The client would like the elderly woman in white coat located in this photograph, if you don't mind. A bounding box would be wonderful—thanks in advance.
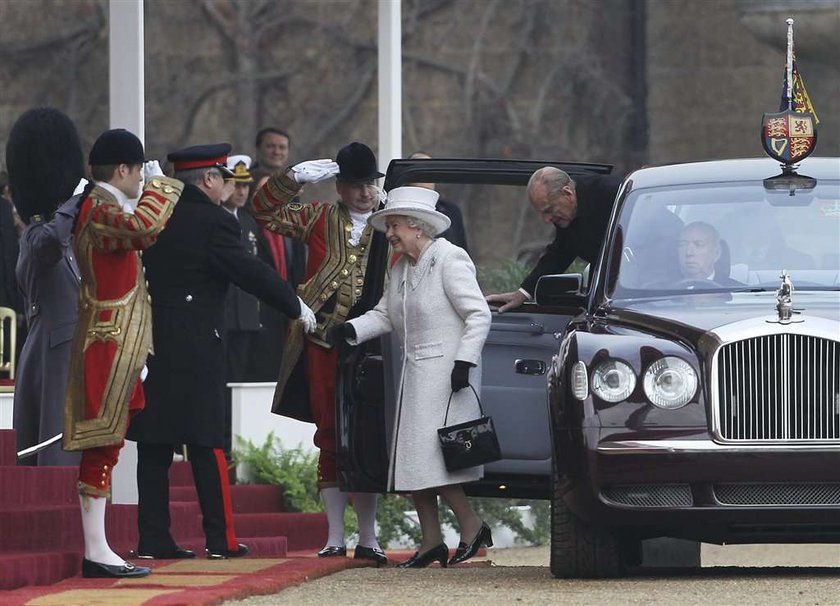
[332,186,492,568]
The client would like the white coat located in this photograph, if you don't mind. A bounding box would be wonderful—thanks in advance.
[348,238,491,491]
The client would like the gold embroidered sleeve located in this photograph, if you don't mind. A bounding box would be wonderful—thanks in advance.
[88,177,183,251]
[251,170,320,242]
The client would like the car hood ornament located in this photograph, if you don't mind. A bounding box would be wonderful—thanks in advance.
[769,271,802,324]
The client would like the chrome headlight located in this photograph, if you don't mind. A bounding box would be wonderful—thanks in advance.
[591,359,636,403]
[643,357,697,409]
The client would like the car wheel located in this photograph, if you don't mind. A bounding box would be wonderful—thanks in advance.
[550,461,624,578]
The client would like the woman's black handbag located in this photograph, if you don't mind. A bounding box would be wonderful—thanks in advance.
[437,384,502,471]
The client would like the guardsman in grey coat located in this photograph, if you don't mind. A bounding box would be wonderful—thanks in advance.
[5,107,84,467]
[340,186,493,568]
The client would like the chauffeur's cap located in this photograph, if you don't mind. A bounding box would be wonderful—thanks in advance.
[167,143,235,177]
[225,154,253,183]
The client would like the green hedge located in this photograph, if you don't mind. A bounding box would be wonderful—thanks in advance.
[234,434,549,547]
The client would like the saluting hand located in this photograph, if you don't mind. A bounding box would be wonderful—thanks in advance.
[143,160,165,180]
[290,159,340,184]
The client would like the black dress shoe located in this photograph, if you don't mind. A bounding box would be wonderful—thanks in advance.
[317,545,347,558]
[206,543,249,559]
[448,522,493,566]
[134,547,196,560]
[395,543,448,569]
[354,545,388,566]
[82,558,152,579]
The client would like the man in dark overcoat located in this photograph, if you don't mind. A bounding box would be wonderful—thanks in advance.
[126,143,315,560]
[486,166,623,312]
[5,107,84,467]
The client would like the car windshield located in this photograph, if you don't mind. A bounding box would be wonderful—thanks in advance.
[611,179,840,297]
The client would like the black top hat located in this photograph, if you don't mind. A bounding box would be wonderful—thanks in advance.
[167,143,235,177]
[89,128,145,166]
[335,142,384,183]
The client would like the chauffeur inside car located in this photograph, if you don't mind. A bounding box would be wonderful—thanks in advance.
[673,221,741,287]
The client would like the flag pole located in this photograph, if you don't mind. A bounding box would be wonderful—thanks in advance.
[785,18,794,111]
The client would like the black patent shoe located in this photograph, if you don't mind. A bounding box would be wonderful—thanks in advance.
[82,558,151,579]
[206,543,249,559]
[448,522,492,566]
[354,545,388,567]
[317,545,347,558]
[134,546,196,560]
[396,543,448,569]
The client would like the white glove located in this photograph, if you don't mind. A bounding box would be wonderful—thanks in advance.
[72,178,89,196]
[140,365,149,382]
[297,297,317,333]
[290,159,340,184]
[143,160,165,180]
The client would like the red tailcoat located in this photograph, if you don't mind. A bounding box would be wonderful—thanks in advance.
[64,177,182,495]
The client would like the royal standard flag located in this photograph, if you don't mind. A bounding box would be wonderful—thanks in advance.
[780,58,819,124]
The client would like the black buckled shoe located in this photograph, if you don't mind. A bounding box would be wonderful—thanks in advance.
[82,558,152,579]
[134,547,196,560]
[448,522,493,566]
[206,543,249,560]
[395,543,448,569]
[317,545,347,558]
[354,545,388,567]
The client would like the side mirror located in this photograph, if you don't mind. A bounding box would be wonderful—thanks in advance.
[534,273,584,306]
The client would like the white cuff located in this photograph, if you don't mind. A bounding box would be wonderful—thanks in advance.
[517,287,532,300]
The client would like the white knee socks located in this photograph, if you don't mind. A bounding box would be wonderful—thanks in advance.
[79,495,125,566]
[321,487,348,548]
[352,492,380,549]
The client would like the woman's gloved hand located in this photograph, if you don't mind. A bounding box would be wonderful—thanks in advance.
[451,360,473,392]
[326,322,356,346]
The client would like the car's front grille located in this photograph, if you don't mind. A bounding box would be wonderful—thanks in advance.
[602,484,693,508]
[716,334,840,441]
[715,483,840,506]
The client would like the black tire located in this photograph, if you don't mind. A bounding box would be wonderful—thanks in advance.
[550,461,624,578]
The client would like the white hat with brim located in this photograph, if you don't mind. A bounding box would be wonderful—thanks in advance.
[368,186,451,236]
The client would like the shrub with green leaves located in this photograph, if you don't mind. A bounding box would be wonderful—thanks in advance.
[234,434,549,547]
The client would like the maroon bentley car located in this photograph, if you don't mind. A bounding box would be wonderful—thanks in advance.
[336,153,840,578]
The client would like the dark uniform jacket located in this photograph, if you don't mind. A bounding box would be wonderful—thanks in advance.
[436,198,469,253]
[127,184,300,448]
[521,174,623,296]
[223,208,264,333]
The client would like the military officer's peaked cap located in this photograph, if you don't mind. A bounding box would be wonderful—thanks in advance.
[226,154,254,183]
[89,128,145,166]
[167,143,235,177]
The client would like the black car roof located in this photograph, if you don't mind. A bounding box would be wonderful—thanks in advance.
[626,156,840,190]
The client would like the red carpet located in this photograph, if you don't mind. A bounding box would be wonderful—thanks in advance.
[0,556,370,606]
[0,428,328,592]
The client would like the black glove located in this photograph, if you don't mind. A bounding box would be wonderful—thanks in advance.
[450,360,473,392]
[326,322,356,347]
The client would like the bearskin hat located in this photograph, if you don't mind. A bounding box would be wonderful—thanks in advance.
[5,107,84,224]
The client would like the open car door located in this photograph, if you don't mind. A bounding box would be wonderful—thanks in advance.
[336,158,611,498]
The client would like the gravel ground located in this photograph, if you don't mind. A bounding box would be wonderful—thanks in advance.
[223,544,840,606]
